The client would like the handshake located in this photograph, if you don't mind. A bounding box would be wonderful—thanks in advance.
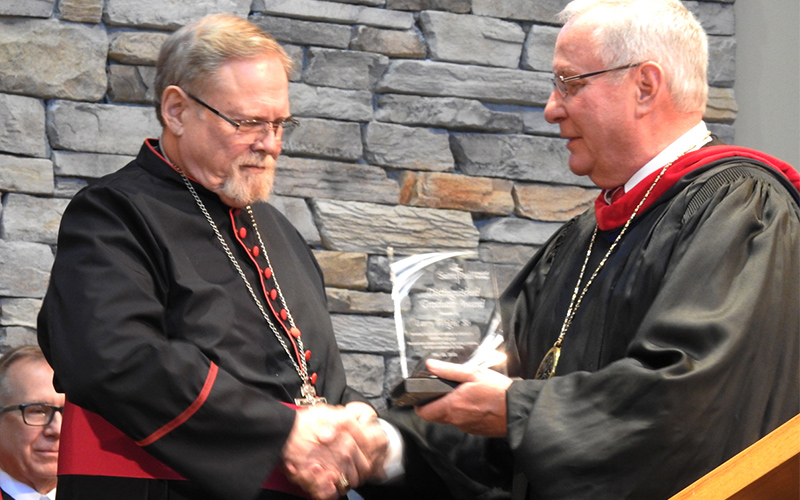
[281,401,392,500]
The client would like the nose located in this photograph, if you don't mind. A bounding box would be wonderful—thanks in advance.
[43,410,62,437]
[544,89,566,125]
[251,128,283,158]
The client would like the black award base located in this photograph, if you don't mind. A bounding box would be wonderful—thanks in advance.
[390,377,460,407]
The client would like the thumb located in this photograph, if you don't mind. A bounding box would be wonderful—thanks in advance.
[425,359,475,382]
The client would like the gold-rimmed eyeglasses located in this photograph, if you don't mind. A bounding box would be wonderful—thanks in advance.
[552,62,643,97]
[184,91,299,137]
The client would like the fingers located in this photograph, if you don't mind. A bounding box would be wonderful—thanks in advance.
[344,401,378,424]
[414,366,513,437]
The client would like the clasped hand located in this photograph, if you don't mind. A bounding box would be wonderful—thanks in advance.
[282,402,388,500]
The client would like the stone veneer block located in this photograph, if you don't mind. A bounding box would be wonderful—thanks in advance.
[58,0,103,23]
[375,94,523,133]
[376,60,552,106]
[472,0,565,22]
[304,48,390,90]
[52,151,135,179]
[1,327,40,349]
[0,94,48,158]
[685,1,735,36]
[0,156,54,195]
[108,31,170,65]
[47,100,162,156]
[0,240,54,298]
[513,184,599,222]
[108,65,157,104]
[478,242,536,266]
[312,250,369,290]
[331,314,398,353]
[707,123,734,146]
[420,11,525,68]
[0,298,43,329]
[268,195,322,246]
[705,87,738,124]
[328,0,385,6]
[0,18,107,101]
[312,199,479,253]
[385,0,469,12]
[522,24,559,72]
[367,255,391,292]
[341,354,385,399]
[2,194,69,245]
[273,156,399,204]
[364,122,454,171]
[515,107,561,136]
[255,0,414,29]
[451,132,592,186]
[282,45,304,82]
[400,171,514,215]
[325,288,393,314]
[479,217,562,246]
[103,0,250,28]
[280,119,363,161]
[289,84,374,122]
[708,35,736,88]
[0,0,54,18]
[252,16,352,49]
[350,26,426,58]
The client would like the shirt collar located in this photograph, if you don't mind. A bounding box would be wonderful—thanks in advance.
[0,468,56,500]
[623,121,712,193]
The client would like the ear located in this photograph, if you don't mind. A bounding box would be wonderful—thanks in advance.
[161,86,188,136]
[634,62,665,117]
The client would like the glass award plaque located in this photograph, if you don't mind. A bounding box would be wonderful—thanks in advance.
[388,249,506,406]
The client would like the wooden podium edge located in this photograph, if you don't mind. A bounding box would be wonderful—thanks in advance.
[670,413,799,500]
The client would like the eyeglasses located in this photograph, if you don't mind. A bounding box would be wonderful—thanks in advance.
[185,91,299,137]
[552,62,643,97]
[0,403,64,426]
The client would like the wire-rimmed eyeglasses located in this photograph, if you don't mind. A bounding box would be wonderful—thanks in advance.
[0,403,64,426]
[552,62,643,97]
[184,91,299,137]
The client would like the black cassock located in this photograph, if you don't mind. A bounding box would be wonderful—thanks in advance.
[366,145,800,500]
[38,140,365,500]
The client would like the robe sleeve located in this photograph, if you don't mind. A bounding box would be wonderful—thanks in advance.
[505,169,800,499]
[38,184,300,500]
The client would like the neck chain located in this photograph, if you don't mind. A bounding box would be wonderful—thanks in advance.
[534,135,710,379]
[157,142,325,405]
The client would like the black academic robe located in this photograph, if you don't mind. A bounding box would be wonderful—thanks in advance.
[368,146,800,500]
[1,488,14,500]
[37,140,365,500]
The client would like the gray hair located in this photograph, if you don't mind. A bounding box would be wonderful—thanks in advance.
[0,345,47,406]
[559,0,708,113]
[154,13,294,126]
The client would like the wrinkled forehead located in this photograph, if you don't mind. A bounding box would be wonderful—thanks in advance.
[553,18,603,73]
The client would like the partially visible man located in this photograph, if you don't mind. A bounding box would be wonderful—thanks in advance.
[0,346,64,500]
[37,13,387,500]
[368,1,800,499]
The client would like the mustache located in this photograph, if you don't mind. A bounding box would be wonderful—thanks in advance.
[234,153,273,168]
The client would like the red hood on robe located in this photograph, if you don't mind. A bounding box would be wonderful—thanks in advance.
[594,145,800,231]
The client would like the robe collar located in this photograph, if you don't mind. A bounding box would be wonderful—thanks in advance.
[594,145,800,231]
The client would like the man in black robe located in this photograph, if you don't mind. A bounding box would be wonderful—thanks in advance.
[368,1,800,499]
[37,14,387,500]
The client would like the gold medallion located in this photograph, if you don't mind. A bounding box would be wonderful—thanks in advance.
[534,345,561,380]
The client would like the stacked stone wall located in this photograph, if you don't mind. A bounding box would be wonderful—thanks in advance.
[0,0,737,408]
